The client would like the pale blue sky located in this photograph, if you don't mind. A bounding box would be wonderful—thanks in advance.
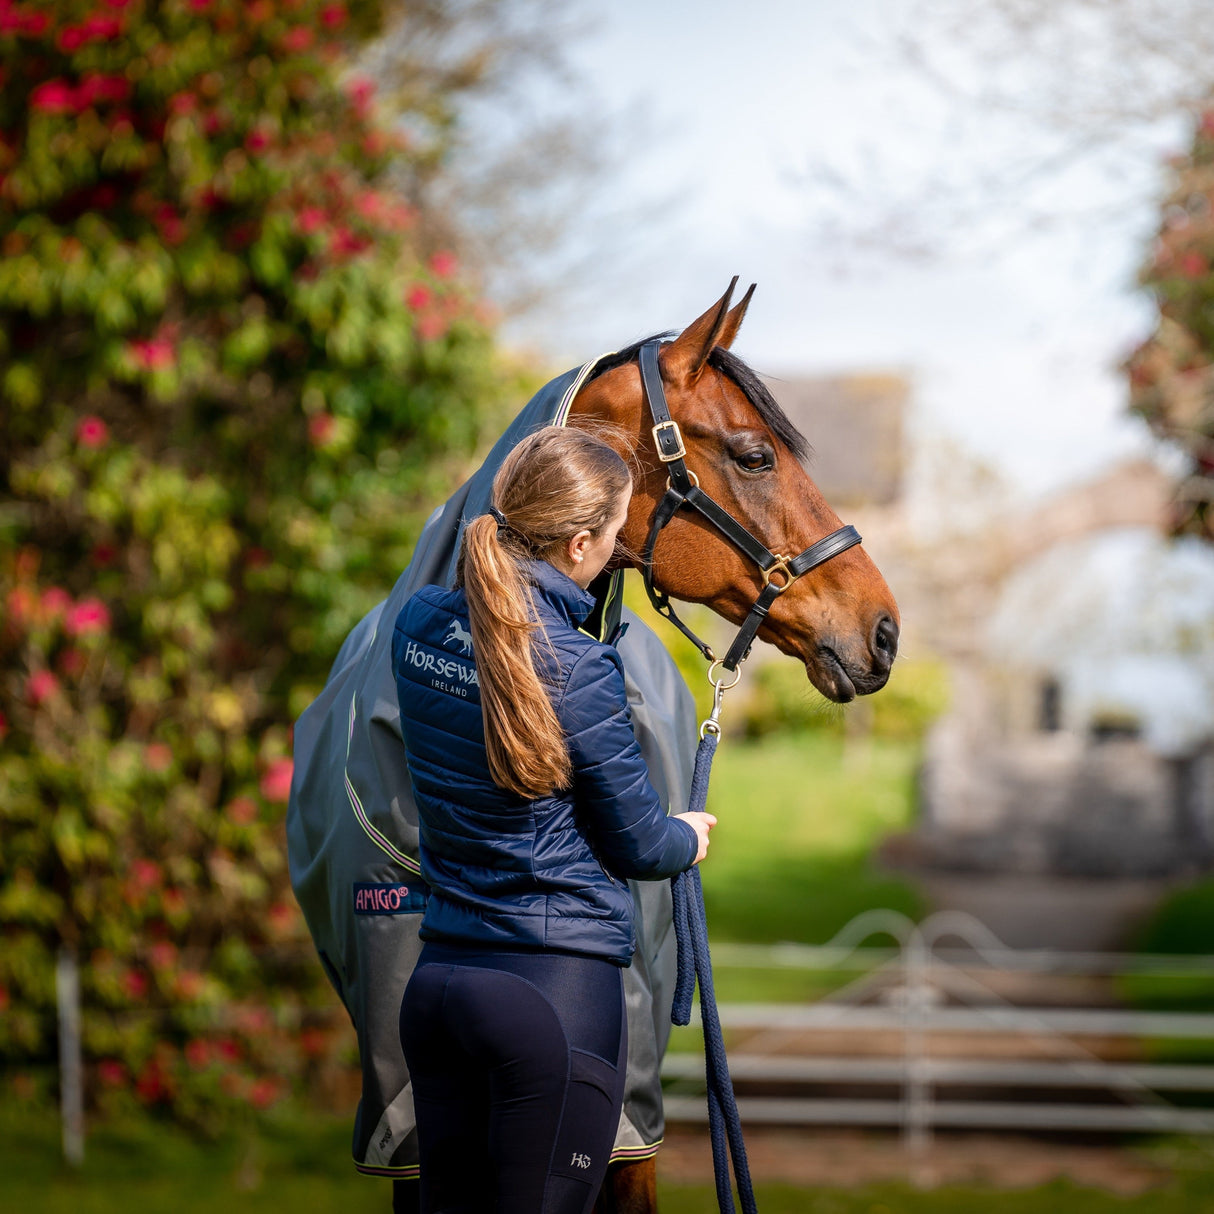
[501,0,1178,510]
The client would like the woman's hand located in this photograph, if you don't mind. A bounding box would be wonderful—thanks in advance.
[674,811,717,864]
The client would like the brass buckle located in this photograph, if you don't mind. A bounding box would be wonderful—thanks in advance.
[651,419,687,463]
[762,554,795,593]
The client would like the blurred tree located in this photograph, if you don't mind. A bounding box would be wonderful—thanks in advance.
[0,0,525,1129]
[358,0,631,324]
[1125,109,1214,541]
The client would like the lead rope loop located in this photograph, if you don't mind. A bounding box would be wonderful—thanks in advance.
[670,666,758,1214]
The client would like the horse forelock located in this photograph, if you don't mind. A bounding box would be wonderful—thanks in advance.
[584,335,812,465]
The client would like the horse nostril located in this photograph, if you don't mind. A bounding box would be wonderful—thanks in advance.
[873,615,899,662]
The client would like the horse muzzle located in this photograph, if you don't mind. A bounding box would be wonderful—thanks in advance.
[811,613,899,703]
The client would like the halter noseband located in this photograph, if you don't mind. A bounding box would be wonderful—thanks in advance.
[637,340,862,673]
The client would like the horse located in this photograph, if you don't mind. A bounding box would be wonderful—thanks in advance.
[287,278,899,1214]
[565,279,899,1212]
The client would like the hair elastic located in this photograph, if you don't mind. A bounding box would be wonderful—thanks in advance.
[486,504,508,529]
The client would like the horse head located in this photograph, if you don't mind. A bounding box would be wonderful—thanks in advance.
[568,279,900,703]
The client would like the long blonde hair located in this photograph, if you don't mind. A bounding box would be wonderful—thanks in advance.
[457,426,632,799]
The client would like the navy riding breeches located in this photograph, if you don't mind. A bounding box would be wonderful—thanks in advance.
[400,943,627,1214]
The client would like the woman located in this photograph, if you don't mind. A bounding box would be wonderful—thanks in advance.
[391,426,715,1214]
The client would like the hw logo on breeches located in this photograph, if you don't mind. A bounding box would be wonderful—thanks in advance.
[445,619,474,655]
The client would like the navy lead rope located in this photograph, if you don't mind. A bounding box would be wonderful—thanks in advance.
[670,709,758,1214]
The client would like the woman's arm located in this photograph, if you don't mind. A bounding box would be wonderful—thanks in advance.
[560,645,708,880]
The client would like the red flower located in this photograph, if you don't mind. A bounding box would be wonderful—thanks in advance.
[144,742,172,773]
[406,284,432,311]
[260,757,294,802]
[15,10,49,36]
[41,587,72,620]
[345,76,375,109]
[148,940,177,970]
[82,13,123,39]
[361,130,388,158]
[96,1059,126,1087]
[0,710,8,743]
[249,1077,281,1109]
[65,597,111,637]
[320,3,346,28]
[27,669,60,705]
[91,542,117,567]
[307,412,336,447]
[354,190,384,221]
[185,1039,212,1070]
[226,796,258,825]
[176,970,204,1000]
[130,857,163,889]
[30,80,78,115]
[57,26,86,52]
[91,182,119,209]
[417,314,447,342]
[296,206,325,235]
[135,1062,171,1104]
[77,73,131,107]
[329,225,369,257]
[429,250,458,280]
[76,414,109,448]
[169,92,198,115]
[245,128,271,153]
[58,647,86,677]
[122,969,148,1000]
[215,1038,241,1062]
[153,206,186,246]
[1179,251,1208,279]
[129,337,176,370]
[280,25,313,52]
[299,1027,328,1058]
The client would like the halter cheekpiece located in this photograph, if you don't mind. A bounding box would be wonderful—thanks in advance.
[637,339,862,672]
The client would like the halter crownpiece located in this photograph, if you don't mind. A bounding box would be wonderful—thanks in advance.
[636,339,862,672]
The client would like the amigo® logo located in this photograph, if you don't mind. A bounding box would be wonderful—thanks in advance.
[352,882,428,915]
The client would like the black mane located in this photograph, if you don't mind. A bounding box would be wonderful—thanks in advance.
[585,334,811,464]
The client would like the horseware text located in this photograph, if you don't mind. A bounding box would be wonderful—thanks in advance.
[402,639,480,699]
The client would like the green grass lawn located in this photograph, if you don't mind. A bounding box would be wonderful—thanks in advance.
[695,731,924,1002]
[6,1106,1214,1213]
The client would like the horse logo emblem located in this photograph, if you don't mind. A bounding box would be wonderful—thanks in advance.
[444,619,474,656]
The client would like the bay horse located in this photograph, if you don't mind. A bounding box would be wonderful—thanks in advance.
[568,279,900,1211]
[293,279,899,1214]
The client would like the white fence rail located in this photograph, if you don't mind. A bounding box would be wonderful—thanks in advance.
[661,909,1214,1148]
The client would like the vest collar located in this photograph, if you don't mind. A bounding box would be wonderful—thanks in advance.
[524,559,597,628]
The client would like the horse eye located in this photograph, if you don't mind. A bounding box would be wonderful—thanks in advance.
[736,450,772,472]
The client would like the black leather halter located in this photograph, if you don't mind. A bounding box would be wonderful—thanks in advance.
[637,340,863,673]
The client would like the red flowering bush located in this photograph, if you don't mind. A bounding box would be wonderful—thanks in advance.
[0,0,518,1130]
[1126,106,1214,540]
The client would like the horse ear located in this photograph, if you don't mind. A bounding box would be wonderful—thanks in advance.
[664,277,738,385]
[716,282,756,350]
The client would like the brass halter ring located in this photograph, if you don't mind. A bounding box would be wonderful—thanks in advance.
[761,554,795,593]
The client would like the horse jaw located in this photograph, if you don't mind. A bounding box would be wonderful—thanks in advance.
[765,570,901,704]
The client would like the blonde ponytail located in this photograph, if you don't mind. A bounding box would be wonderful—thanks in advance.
[457,427,631,799]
